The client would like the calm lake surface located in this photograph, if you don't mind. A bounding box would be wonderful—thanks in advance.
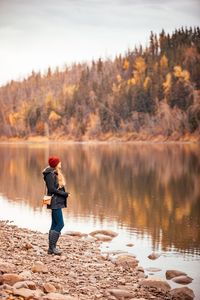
[0,143,200,298]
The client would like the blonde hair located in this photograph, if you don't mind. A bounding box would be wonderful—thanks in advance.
[55,166,66,188]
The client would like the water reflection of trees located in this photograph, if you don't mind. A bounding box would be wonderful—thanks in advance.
[0,143,199,254]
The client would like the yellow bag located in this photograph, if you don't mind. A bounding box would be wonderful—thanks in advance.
[42,195,52,206]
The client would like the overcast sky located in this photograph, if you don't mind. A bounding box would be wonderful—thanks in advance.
[0,0,199,86]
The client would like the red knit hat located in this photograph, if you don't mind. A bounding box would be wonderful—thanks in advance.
[48,156,60,168]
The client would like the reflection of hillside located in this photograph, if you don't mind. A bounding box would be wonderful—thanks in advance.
[0,144,46,208]
[0,143,199,254]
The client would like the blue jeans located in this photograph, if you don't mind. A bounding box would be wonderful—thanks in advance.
[50,208,64,233]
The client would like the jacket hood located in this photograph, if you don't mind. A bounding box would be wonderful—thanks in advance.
[42,166,55,177]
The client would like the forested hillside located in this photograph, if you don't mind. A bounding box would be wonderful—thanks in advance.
[0,27,200,141]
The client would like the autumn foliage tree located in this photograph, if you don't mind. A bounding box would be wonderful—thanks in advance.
[0,27,199,140]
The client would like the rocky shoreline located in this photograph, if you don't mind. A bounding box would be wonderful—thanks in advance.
[0,221,195,300]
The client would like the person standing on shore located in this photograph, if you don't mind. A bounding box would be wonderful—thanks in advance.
[43,156,69,255]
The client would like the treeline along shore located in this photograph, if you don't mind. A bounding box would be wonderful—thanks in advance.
[0,27,200,142]
[0,221,196,299]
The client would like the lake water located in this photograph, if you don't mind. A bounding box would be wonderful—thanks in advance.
[0,143,200,298]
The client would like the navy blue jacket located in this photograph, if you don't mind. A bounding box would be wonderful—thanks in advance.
[43,167,68,209]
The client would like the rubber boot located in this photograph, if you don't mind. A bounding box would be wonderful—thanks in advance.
[48,230,62,255]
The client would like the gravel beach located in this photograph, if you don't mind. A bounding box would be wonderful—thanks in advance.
[0,221,194,300]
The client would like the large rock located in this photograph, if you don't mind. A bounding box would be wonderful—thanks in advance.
[2,273,24,285]
[43,283,56,293]
[89,230,118,238]
[32,261,48,273]
[139,278,171,292]
[166,269,187,280]
[110,253,136,261]
[147,252,161,260]
[0,261,15,274]
[146,267,161,272]
[19,270,32,280]
[12,280,36,290]
[94,234,113,242]
[12,287,44,299]
[170,287,195,300]
[172,275,193,285]
[111,254,138,269]
[12,287,35,299]
[43,292,78,300]
[126,243,134,247]
[108,288,134,298]
[65,231,87,237]
[13,281,29,289]
[81,236,96,242]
